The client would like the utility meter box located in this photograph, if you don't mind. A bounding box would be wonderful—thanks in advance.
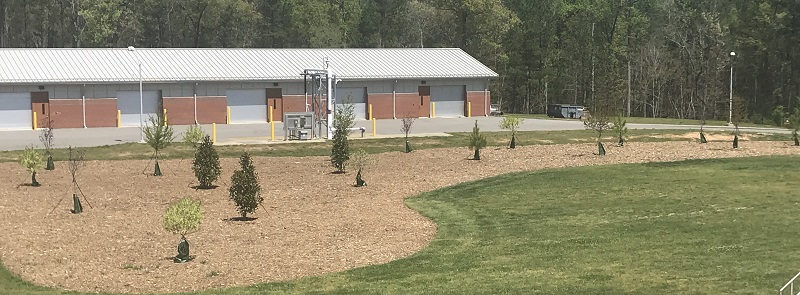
[283,112,315,140]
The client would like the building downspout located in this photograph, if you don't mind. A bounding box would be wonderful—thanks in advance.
[325,59,334,140]
[393,80,397,119]
[193,82,198,124]
[82,84,87,128]
[484,79,489,116]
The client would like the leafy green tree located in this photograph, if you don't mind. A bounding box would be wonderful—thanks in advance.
[499,116,521,148]
[182,124,205,147]
[19,146,44,187]
[229,152,263,219]
[163,197,203,263]
[331,101,355,173]
[468,120,487,160]
[192,135,221,189]
[144,115,176,176]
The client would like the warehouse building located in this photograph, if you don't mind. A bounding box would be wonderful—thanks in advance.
[0,48,497,130]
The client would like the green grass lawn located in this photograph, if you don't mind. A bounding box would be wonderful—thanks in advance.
[508,114,776,128]
[2,156,799,294]
[0,129,789,163]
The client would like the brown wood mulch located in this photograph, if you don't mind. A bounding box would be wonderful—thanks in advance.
[0,140,798,294]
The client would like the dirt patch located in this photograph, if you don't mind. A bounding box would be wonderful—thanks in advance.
[0,141,799,294]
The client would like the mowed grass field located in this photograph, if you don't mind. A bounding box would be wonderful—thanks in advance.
[2,156,799,294]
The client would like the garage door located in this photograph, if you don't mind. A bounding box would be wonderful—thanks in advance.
[336,87,367,120]
[227,89,267,123]
[117,90,161,127]
[431,85,465,117]
[0,92,32,130]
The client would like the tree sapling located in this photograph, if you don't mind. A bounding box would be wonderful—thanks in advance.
[19,146,44,186]
[331,99,355,173]
[192,135,221,189]
[348,149,376,187]
[229,152,263,219]
[401,115,416,153]
[499,116,521,148]
[163,197,203,263]
[611,115,628,147]
[468,120,487,160]
[144,115,176,176]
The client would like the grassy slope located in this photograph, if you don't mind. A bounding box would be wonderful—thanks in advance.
[0,129,789,163]
[3,156,799,294]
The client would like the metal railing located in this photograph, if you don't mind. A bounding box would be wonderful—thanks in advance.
[780,272,800,295]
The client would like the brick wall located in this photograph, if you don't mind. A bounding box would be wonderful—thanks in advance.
[49,99,117,128]
[163,96,226,125]
[466,91,491,117]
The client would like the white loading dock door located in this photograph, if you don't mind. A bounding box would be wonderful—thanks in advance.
[336,87,367,120]
[0,92,32,130]
[431,85,466,117]
[117,91,161,127]
[227,89,267,123]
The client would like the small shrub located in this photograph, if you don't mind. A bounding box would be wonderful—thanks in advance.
[19,146,44,186]
[182,124,205,147]
[331,100,355,173]
[192,135,221,189]
[348,149,376,187]
[584,109,612,155]
[144,115,176,176]
[499,116,521,148]
[229,153,263,218]
[468,120,487,160]
[163,197,203,263]
[39,118,55,170]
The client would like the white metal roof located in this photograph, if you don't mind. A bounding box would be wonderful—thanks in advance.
[0,48,498,84]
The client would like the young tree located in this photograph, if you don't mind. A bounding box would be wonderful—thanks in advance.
[182,124,205,147]
[790,108,800,146]
[19,146,44,187]
[192,135,221,189]
[348,149,376,187]
[331,101,355,173]
[611,115,628,147]
[584,109,612,156]
[499,116,521,148]
[67,147,88,214]
[39,117,55,170]
[401,115,416,153]
[731,96,747,149]
[229,152,263,219]
[468,120,487,160]
[144,115,176,176]
[163,197,203,263]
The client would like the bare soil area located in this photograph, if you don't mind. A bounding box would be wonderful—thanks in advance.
[0,141,798,294]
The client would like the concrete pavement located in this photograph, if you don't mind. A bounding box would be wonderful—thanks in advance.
[0,116,790,151]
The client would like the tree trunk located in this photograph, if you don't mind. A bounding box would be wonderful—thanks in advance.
[473,149,481,160]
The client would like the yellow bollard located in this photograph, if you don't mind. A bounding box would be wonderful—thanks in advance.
[431,102,436,118]
[368,104,373,121]
[372,118,376,137]
[269,106,275,141]
[117,110,121,128]
[32,112,37,130]
[467,102,472,117]
[226,107,231,124]
[212,123,217,144]
[163,109,168,126]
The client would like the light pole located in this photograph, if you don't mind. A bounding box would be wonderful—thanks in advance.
[729,51,736,125]
[127,46,144,142]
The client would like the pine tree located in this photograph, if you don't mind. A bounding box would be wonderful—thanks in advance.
[468,120,487,160]
[229,153,263,219]
[192,135,221,189]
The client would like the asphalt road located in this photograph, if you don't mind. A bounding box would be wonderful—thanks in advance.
[0,116,790,151]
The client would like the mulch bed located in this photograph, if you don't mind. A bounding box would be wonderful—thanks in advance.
[0,140,798,293]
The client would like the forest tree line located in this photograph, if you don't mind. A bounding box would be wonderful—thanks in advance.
[0,0,798,124]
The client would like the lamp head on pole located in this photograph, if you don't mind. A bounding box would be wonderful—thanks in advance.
[729,51,736,57]
[127,46,135,52]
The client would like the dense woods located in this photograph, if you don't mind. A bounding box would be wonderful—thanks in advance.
[0,0,797,123]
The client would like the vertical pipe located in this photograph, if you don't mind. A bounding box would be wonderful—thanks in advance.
[138,62,143,143]
[269,106,275,141]
[729,61,734,125]
[82,84,87,128]
[467,102,471,117]
[372,118,376,137]
[431,102,436,118]
[163,108,167,126]
[226,107,231,124]
[117,110,121,128]
[32,112,37,130]
[326,65,334,140]
[194,82,198,125]
[212,123,217,144]
[393,80,397,119]
[485,79,489,116]
[369,104,373,120]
